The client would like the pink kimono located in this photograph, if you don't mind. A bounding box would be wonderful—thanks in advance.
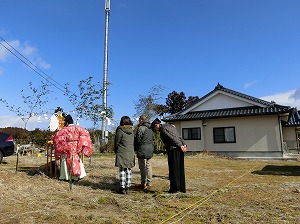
[53,124,93,177]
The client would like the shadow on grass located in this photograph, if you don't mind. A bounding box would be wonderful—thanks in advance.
[252,165,300,176]
[75,177,157,194]
[17,161,60,177]
[152,174,169,180]
[17,163,160,194]
[18,166,36,173]
[76,176,118,192]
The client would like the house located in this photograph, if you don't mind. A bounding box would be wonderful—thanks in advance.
[162,83,299,158]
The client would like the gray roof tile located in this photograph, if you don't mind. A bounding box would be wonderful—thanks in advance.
[163,106,291,122]
[283,110,300,126]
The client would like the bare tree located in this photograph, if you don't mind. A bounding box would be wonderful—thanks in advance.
[64,76,113,127]
[134,85,165,119]
[0,81,51,130]
[64,76,114,151]
[0,81,51,171]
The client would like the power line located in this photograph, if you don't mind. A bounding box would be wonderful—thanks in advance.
[0,36,69,94]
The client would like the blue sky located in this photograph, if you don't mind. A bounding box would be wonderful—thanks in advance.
[0,0,300,131]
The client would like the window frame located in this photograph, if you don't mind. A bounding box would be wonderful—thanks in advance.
[182,127,201,140]
[213,127,236,143]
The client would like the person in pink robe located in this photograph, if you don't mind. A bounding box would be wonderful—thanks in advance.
[53,114,93,180]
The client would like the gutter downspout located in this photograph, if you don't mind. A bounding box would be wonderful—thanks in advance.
[278,115,285,156]
[202,120,207,152]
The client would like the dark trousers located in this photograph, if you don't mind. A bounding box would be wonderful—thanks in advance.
[167,148,186,193]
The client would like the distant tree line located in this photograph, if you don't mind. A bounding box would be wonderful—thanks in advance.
[0,127,51,147]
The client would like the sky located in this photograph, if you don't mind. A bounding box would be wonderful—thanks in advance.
[0,0,300,131]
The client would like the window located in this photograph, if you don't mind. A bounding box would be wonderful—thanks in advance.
[213,127,236,143]
[182,128,201,140]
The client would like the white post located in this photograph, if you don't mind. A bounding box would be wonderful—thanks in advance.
[101,0,110,145]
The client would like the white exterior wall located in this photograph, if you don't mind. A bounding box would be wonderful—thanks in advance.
[192,93,254,111]
[178,115,283,156]
[179,120,204,152]
[282,127,298,150]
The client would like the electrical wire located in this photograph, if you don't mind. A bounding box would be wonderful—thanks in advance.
[0,36,72,95]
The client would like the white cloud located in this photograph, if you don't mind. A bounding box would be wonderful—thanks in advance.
[0,39,51,69]
[21,41,36,56]
[0,115,49,131]
[36,57,51,69]
[244,80,257,89]
[0,40,19,61]
[0,42,10,61]
[290,88,300,101]
[260,88,300,109]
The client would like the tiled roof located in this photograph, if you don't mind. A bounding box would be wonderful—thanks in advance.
[162,84,293,122]
[283,110,300,127]
[163,106,292,122]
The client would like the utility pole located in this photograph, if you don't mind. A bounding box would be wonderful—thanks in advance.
[101,0,110,145]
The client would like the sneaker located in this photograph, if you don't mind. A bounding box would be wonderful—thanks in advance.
[136,183,147,189]
[125,187,130,194]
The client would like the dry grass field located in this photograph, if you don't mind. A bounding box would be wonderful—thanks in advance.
[1,153,300,224]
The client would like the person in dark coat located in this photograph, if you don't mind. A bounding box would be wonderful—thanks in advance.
[114,116,135,194]
[134,115,154,189]
[151,118,187,193]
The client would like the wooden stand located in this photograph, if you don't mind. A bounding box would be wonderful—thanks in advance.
[46,139,57,177]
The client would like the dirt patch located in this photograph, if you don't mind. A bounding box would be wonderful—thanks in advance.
[1,154,300,223]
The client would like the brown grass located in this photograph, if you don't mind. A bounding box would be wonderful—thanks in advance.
[1,153,300,224]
